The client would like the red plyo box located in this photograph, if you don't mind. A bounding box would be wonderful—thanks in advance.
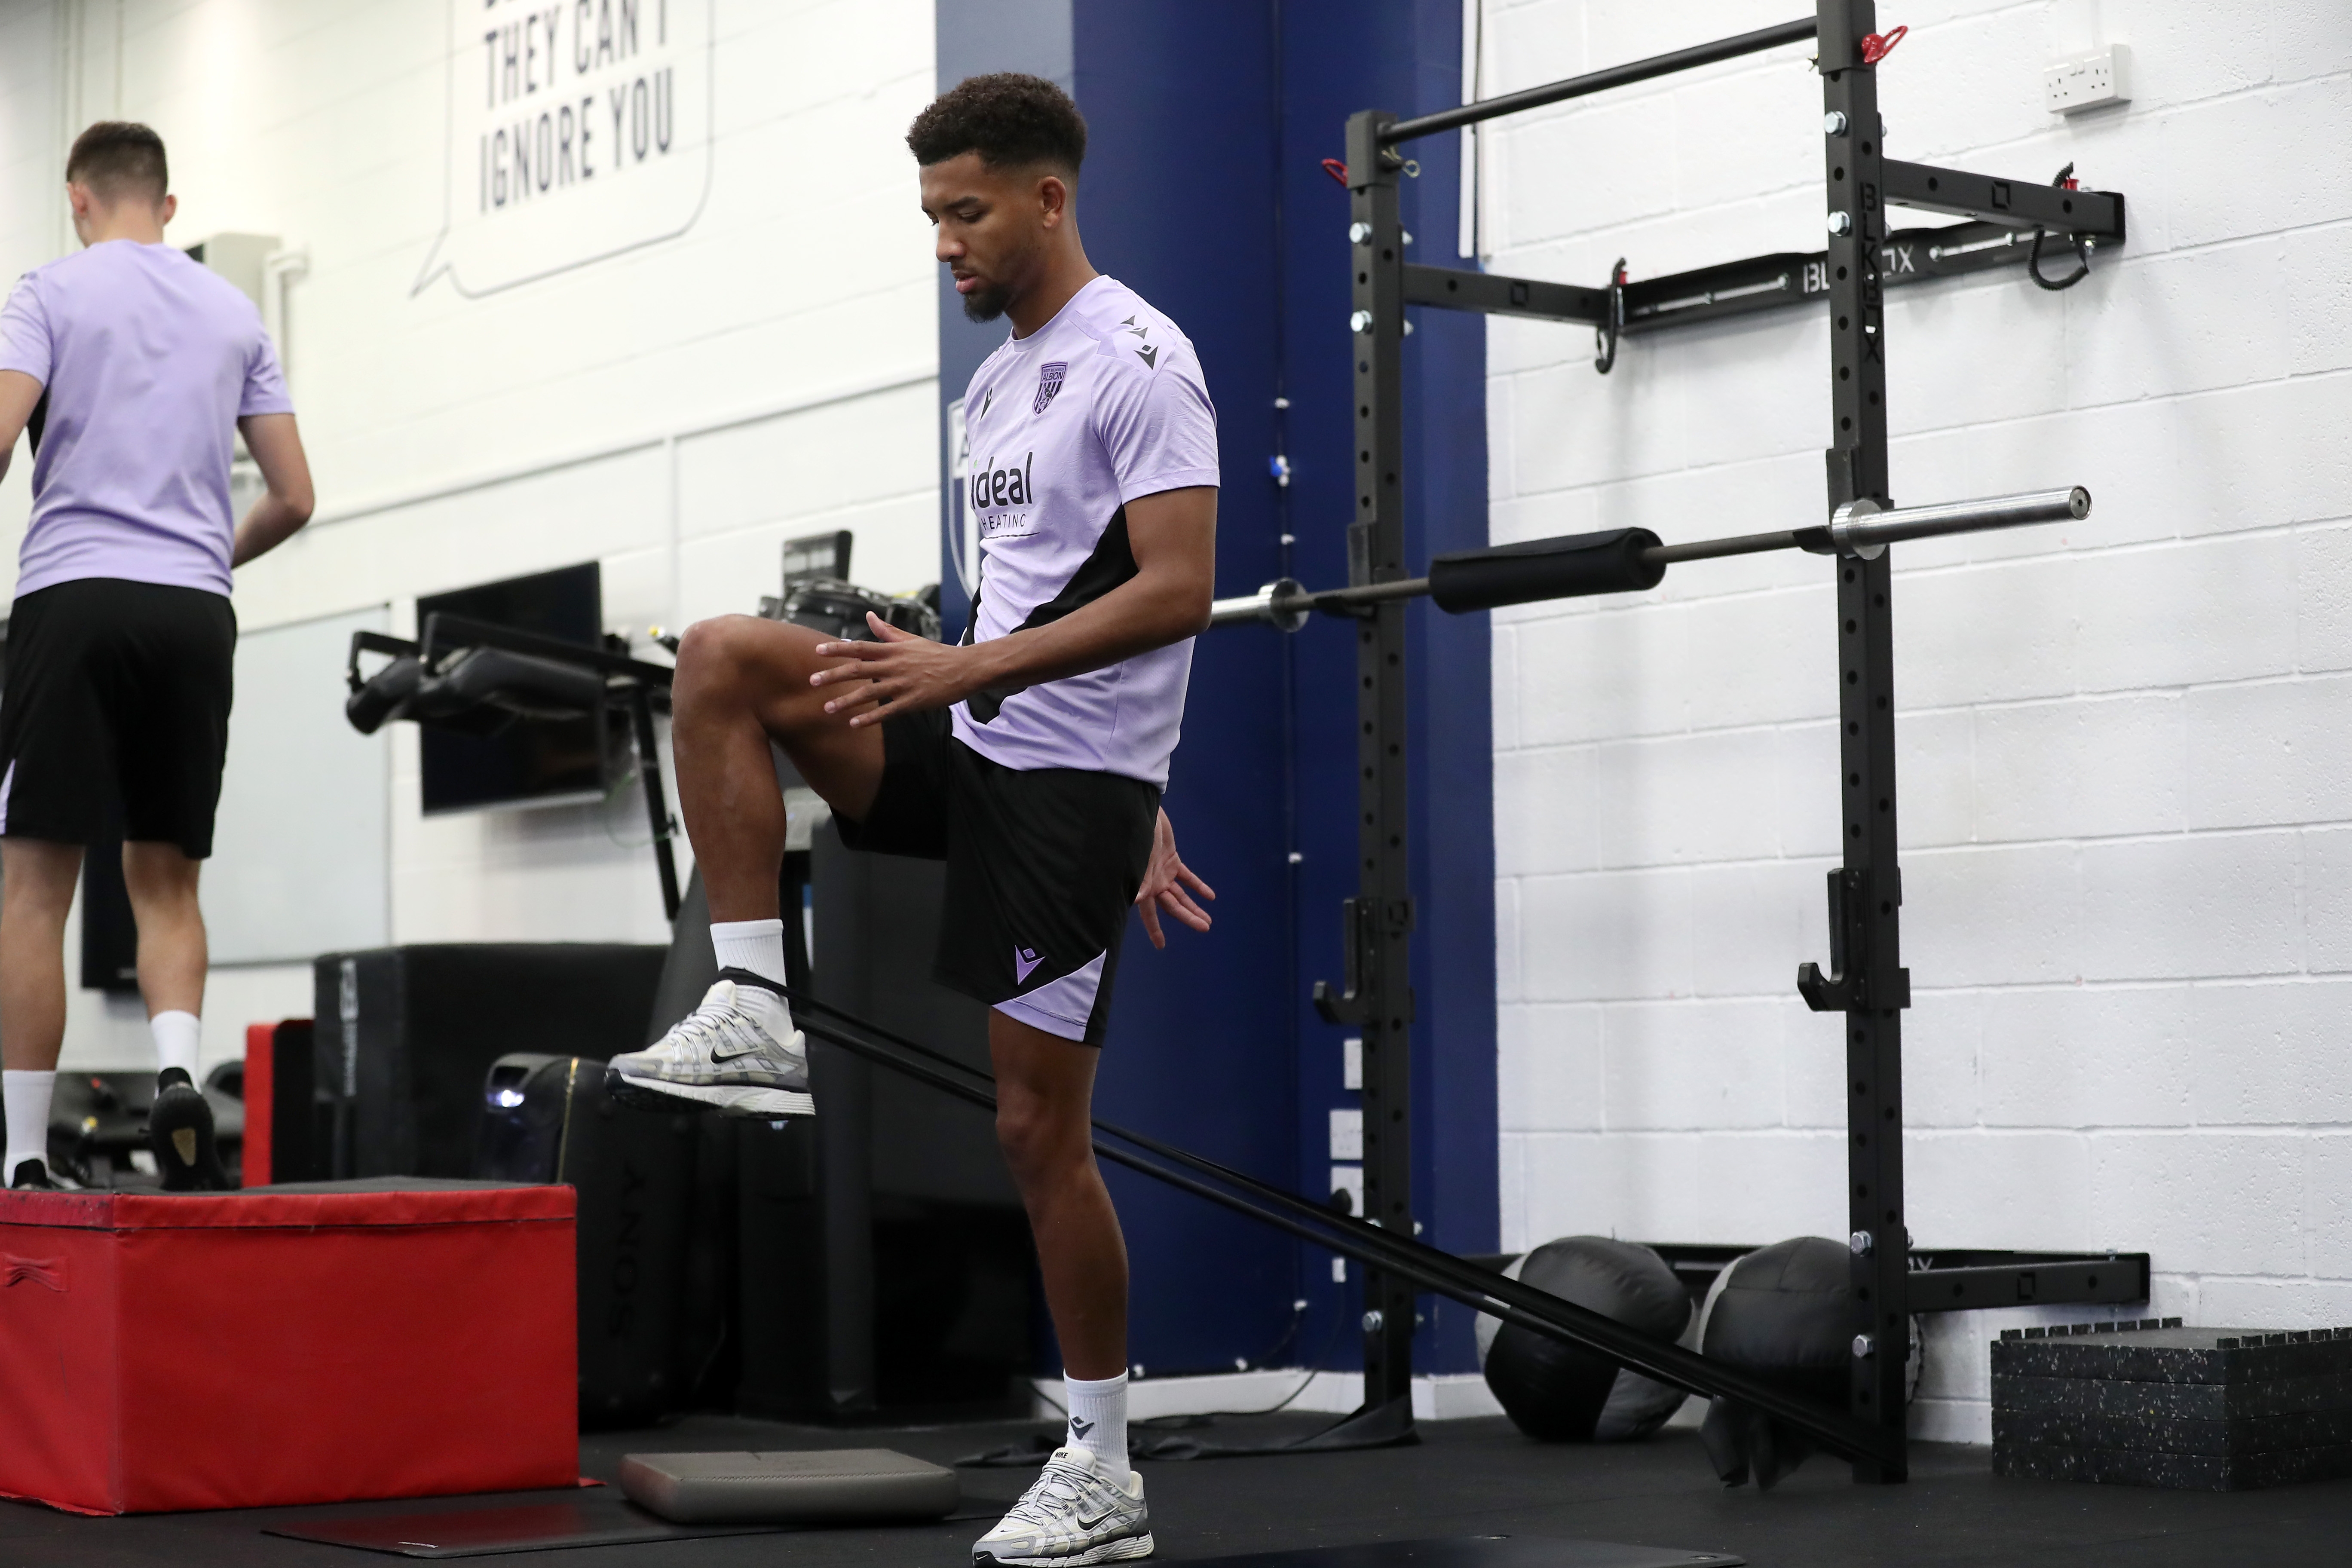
[0,1179,576,1514]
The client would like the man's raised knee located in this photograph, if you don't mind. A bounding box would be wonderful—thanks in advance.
[678,614,826,699]
[675,614,760,690]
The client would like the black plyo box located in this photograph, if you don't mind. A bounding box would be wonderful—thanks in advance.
[1992,1326,2352,1491]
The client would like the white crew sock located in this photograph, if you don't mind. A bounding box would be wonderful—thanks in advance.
[152,1010,203,1080]
[710,918,788,989]
[1064,1371,1130,1481]
[3,1069,55,1183]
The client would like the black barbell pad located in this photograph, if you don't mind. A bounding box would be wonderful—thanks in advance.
[1427,527,1666,613]
[417,646,606,720]
[344,654,423,735]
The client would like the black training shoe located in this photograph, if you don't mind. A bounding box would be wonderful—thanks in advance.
[9,1158,58,1190]
[150,1069,232,1191]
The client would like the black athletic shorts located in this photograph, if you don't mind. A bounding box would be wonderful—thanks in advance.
[835,705,1159,1045]
[0,579,237,859]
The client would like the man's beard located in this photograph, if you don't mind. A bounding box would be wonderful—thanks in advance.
[960,279,1012,322]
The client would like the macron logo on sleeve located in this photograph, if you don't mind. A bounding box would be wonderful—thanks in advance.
[1119,315,1160,369]
[1014,946,1043,985]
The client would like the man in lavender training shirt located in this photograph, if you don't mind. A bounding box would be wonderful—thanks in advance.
[604,77,1214,1559]
[0,122,315,1192]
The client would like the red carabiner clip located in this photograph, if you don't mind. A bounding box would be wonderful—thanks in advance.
[1861,24,1908,65]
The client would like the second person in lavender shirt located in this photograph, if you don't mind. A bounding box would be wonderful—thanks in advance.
[0,122,315,1194]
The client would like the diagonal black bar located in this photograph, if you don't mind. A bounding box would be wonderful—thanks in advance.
[780,988,1899,1469]
[1382,18,1816,144]
[1882,160,2125,238]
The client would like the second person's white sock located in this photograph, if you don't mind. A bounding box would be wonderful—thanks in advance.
[3,1069,56,1182]
[152,1010,202,1080]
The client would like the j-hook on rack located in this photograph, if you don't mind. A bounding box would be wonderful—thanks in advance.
[1216,0,2143,1480]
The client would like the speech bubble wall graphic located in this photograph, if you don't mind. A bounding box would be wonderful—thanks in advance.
[415,0,714,298]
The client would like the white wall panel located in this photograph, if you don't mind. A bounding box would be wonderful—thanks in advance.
[3,0,939,1067]
[1488,0,2352,1442]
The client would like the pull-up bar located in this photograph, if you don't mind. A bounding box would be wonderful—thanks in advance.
[1382,18,1816,144]
[1208,485,2089,629]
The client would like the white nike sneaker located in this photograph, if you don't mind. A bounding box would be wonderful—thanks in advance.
[972,1445,1152,1565]
[605,975,813,1118]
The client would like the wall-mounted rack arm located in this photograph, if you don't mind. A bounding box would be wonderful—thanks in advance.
[1406,208,2123,345]
[1908,1250,2150,1313]
[1882,160,2124,237]
[1403,264,1605,325]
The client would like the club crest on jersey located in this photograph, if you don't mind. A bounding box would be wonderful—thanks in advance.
[1034,361,1068,414]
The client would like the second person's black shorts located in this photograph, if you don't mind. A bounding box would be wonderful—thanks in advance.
[834,705,1159,1045]
[0,578,237,859]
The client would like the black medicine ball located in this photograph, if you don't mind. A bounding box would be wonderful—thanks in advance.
[1696,1236,1878,1489]
[1700,1236,1851,1407]
[1481,1237,1690,1442]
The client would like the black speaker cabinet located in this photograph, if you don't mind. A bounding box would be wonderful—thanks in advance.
[733,823,1035,1422]
[312,944,668,1179]
[262,1020,333,1185]
[475,1052,700,1427]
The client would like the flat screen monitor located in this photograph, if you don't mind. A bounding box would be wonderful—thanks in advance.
[417,562,612,815]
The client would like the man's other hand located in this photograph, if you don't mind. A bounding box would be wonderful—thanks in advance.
[809,612,978,726]
[1135,808,1213,950]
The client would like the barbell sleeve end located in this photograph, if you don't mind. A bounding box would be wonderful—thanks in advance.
[1207,578,1310,632]
[1831,484,2092,559]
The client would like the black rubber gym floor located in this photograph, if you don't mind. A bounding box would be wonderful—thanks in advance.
[3,1410,2346,1565]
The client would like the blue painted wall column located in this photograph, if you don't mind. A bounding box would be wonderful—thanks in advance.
[1274,0,1495,1380]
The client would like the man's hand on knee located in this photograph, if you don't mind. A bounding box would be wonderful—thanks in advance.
[809,614,982,727]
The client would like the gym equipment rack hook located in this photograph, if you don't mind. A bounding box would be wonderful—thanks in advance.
[1593,259,1627,374]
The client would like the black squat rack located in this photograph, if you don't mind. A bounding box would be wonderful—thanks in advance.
[1214,0,2146,1480]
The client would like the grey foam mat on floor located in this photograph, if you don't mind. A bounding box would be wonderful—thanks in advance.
[263,1496,779,1557]
[1184,1538,1743,1567]
[619,1448,961,1523]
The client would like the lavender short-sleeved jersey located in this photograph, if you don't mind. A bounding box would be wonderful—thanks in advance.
[951,276,1219,789]
[0,239,292,600]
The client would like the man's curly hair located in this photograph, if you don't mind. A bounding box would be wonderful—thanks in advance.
[907,74,1086,176]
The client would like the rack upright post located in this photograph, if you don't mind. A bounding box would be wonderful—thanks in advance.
[1807,0,1913,1482]
[1308,107,1421,1439]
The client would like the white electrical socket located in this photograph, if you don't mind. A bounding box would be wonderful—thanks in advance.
[1330,1164,1364,1217]
[2046,43,2132,115]
[1329,1107,1363,1161]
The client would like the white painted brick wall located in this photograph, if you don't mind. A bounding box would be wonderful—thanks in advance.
[1484,0,2352,1442]
[0,0,940,1069]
